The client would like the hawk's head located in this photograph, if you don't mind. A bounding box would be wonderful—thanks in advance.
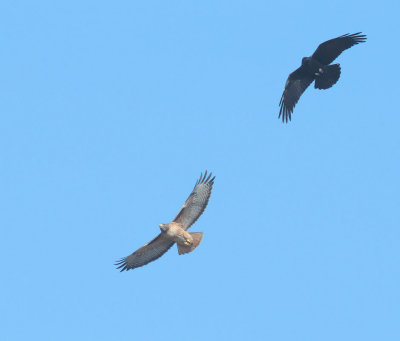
[159,223,169,232]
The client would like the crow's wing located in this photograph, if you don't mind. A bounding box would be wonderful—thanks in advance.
[279,65,314,123]
[173,171,215,230]
[312,32,367,65]
[115,234,174,271]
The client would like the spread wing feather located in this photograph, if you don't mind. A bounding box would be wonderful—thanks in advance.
[173,171,215,230]
[115,234,174,271]
[279,66,314,123]
[115,171,215,271]
[312,32,367,65]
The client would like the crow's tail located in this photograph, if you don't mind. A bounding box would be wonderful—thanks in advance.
[314,64,341,90]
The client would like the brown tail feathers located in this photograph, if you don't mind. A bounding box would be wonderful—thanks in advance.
[177,232,203,255]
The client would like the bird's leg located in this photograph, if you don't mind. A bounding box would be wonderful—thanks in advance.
[315,68,324,76]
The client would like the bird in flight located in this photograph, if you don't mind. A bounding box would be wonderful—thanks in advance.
[278,32,367,123]
[115,171,215,271]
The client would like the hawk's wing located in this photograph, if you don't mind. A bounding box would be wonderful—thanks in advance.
[312,32,367,65]
[115,234,174,271]
[173,171,215,230]
[279,65,314,123]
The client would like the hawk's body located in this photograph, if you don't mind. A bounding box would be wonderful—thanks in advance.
[159,222,203,255]
[162,222,192,244]
[115,171,215,271]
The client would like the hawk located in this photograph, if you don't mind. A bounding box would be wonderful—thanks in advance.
[115,171,215,271]
[278,32,367,123]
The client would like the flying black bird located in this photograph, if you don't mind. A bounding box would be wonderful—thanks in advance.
[278,32,367,123]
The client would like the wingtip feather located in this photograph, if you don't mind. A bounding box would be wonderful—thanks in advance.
[115,258,129,272]
[196,170,215,185]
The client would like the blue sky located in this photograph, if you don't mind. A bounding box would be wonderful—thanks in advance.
[1,1,399,340]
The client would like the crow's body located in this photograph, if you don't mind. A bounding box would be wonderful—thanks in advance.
[278,33,367,123]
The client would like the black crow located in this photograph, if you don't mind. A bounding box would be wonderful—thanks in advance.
[278,32,367,123]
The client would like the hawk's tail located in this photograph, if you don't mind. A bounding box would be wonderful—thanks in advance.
[314,64,341,90]
[177,232,203,255]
